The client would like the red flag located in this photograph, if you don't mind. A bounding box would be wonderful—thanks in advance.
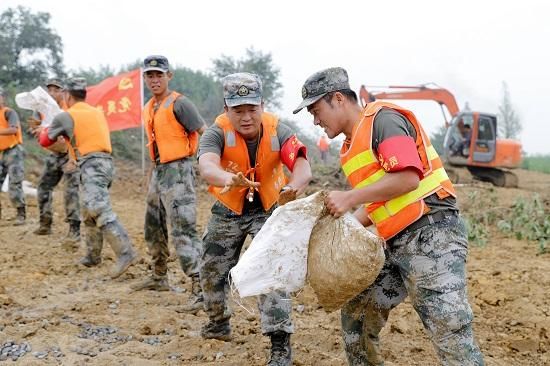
[86,69,142,132]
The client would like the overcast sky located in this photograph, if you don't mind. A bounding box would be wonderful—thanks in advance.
[3,0,549,154]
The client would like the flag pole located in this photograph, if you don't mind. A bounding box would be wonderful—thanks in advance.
[140,68,145,176]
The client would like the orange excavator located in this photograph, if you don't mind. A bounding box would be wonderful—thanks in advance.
[359,84,522,187]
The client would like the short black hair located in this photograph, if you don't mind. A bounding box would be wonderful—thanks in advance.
[322,88,358,105]
[69,89,86,100]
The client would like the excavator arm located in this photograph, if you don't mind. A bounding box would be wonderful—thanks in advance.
[359,85,460,127]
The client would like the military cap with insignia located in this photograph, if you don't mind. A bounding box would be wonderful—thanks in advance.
[143,55,170,73]
[222,72,263,107]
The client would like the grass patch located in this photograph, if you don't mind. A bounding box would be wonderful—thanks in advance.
[522,154,550,174]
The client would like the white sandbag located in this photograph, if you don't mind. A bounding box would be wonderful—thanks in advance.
[15,86,61,127]
[1,176,38,197]
[230,192,326,298]
[307,212,385,312]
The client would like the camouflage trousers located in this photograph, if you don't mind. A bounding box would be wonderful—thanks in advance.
[341,212,484,366]
[80,155,133,260]
[37,152,80,223]
[0,145,25,209]
[200,201,294,335]
[144,158,201,277]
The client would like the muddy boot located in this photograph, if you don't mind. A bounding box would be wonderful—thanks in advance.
[103,221,138,279]
[131,275,170,292]
[62,220,81,250]
[65,220,81,242]
[80,225,103,267]
[110,249,137,279]
[176,274,204,314]
[268,331,292,366]
[13,207,25,226]
[33,217,53,235]
[80,255,101,267]
[200,319,231,341]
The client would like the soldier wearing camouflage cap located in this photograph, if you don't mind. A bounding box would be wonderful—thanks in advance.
[131,55,207,314]
[294,67,484,365]
[198,72,312,365]
[0,85,26,225]
[30,78,81,244]
[39,77,137,279]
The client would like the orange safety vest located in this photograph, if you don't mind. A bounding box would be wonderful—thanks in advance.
[340,101,456,241]
[68,102,112,156]
[0,107,23,151]
[208,112,287,215]
[144,91,199,164]
[317,136,329,151]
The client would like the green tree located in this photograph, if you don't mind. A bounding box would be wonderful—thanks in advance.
[170,67,223,124]
[0,6,64,89]
[211,47,283,110]
[498,81,522,139]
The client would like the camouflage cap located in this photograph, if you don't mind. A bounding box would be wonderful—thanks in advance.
[0,86,5,96]
[66,77,87,91]
[45,78,65,89]
[293,67,350,114]
[223,72,263,107]
[143,55,169,73]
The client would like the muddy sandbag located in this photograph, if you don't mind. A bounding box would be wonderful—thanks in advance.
[307,211,385,312]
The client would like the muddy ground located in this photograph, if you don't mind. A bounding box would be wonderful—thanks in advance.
[0,164,549,365]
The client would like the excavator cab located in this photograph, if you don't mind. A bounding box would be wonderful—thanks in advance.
[444,112,498,166]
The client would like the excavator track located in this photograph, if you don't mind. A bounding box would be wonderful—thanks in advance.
[466,166,519,188]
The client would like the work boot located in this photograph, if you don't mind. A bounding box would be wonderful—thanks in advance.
[102,221,138,279]
[268,331,292,366]
[79,255,101,267]
[80,225,103,267]
[176,274,204,314]
[13,207,25,226]
[131,275,170,292]
[200,319,232,341]
[111,250,138,279]
[34,217,53,235]
[65,220,81,242]
[62,220,81,250]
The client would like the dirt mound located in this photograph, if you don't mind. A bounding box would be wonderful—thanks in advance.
[0,162,549,365]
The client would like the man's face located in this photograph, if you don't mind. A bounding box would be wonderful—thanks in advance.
[307,95,344,139]
[224,103,264,140]
[144,70,172,96]
[47,85,64,104]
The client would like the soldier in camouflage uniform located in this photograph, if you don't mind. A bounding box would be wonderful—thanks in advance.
[0,87,26,225]
[198,73,312,366]
[30,78,80,243]
[130,56,206,313]
[39,77,137,279]
[294,68,484,365]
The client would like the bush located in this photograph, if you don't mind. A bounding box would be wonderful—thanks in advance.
[522,154,550,174]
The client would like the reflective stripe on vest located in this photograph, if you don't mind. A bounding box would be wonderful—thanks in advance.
[340,101,455,240]
[370,167,450,223]
[346,145,439,190]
